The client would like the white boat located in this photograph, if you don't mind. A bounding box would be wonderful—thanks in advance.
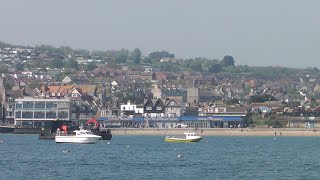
[165,131,203,142]
[55,129,101,144]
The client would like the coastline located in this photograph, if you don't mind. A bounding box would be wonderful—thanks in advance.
[107,128,320,136]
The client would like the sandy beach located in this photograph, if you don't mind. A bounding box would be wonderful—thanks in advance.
[107,128,320,136]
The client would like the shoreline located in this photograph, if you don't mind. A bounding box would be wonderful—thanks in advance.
[108,128,320,136]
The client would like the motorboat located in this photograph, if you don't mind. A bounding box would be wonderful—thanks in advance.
[55,129,101,144]
[39,118,112,141]
[165,131,203,142]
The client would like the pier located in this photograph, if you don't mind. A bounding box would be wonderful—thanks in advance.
[0,124,14,133]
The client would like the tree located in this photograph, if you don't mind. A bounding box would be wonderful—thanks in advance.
[64,59,79,70]
[208,64,222,73]
[115,49,129,64]
[242,109,254,127]
[148,51,175,61]
[0,65,9,74]
[4,81,13,90]
[59,46,73,55]
[190,62,203,72]
[222,55,235,67]
[142,57,152,63]
[16,62,24,71]
[249,94,276,103]
[225,98,240,105]
[85,62,98,71]
[28,80,41,89]
[50,59,64,68]
[131,48,142,64]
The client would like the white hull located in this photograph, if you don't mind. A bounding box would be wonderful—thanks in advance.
[165,131,203,142]
[55,135,101,144]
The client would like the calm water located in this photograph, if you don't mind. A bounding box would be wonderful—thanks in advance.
[0,134,320,180]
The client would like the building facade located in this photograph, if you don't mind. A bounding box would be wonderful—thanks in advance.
[14,97,71,128]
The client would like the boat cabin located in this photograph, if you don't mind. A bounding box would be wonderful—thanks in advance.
[74,130,93,136]
[184,132,201,139]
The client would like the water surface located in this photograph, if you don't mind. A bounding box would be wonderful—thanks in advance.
[0,134,319,179]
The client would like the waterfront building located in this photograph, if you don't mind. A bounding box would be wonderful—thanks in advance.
[14,97,71,128]
[3,89,23,125]
[120,101,144,117]
[144,98,165,118]
[164,98,181,117]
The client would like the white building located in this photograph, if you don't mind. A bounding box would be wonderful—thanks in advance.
[120,101,144,117]
[14,97,71,128]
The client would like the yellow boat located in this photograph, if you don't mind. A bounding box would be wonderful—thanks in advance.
[165,131,203,142]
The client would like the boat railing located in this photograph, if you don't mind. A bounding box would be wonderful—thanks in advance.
[166,135,184,138]
[56,131,76,136]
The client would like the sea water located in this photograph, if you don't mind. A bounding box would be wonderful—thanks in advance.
[0,134,320,180]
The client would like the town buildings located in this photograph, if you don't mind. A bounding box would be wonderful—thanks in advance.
[2,43,320,130]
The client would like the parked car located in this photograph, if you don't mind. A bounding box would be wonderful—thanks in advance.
[175,123,187,128]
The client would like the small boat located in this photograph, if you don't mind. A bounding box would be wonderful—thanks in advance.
[165,131,203,142]
[55,129,101,144]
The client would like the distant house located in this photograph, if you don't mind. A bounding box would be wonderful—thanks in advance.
[143,98,165,118]
[154,72,167,81]
[62,76,72,84]
[120,101,144,117]
[3,89,23,124]
[314,84,320,92]
[164,98,181,117]
[187,88,199,105]
[67,87,83,101]
[151,85,164,99]
[77,85,97,97]
[126,71,141,80]
[47,85,73,98]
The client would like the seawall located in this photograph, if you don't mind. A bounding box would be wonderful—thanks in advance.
[106,128,320,136]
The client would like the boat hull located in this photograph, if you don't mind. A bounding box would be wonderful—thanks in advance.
[165,137,203,142]
[55,136,101,144]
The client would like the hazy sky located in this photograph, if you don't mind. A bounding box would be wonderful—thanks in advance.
[0,0,319,68]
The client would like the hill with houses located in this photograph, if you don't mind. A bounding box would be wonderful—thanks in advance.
[1,41,320,128]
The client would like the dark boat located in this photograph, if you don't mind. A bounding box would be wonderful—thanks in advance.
[38,120,79,140]
[91,128,112,140]
[85,118,112,140]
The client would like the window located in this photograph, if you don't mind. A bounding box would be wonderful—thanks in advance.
[22,111,33,118]
[156,106,162,110]
[46,102,57,109]
[58,111,68,119]
[34,112,45,119]
[35,102,45,109]
[8,105,13,109]
[15,111,22,118]
[146,107,152,110]
[72,93,78,97]
[46,111,56,119]
[24,102,33,109]
[16,104,22,109]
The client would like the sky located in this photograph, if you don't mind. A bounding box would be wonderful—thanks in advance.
[0,0,319,68]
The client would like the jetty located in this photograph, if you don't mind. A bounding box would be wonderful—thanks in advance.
[0,124,14,133]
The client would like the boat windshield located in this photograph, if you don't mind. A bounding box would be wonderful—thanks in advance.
[186,133,196,136]
[76,131,93,135]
